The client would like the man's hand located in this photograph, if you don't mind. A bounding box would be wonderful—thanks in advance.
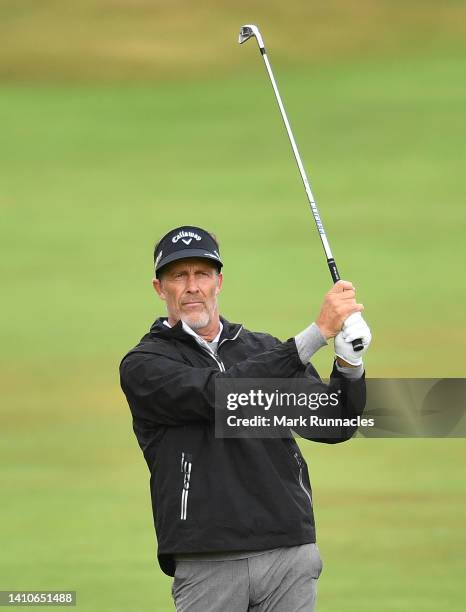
[316,280,364,339]
[334,312,372,366]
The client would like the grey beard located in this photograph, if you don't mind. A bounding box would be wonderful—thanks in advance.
[181,311,210,331]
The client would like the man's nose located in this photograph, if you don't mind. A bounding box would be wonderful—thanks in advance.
[186,275,200,292]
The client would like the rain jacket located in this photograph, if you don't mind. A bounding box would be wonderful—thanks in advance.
[119,316,365,576]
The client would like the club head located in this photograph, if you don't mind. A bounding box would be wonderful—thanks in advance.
[238,25,255,44]
[238,24,265,49]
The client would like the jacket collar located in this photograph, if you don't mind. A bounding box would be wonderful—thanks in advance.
[150,316,242,343]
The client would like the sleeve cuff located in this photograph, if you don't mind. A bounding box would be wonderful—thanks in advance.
[295,322,328,364]
[334,359,364,380]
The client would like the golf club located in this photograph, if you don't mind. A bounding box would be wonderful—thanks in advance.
[238,24,364,352]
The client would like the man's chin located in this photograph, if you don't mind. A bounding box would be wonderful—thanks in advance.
[181,313,210,331]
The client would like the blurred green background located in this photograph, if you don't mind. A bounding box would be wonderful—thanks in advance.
[1,1,465,610]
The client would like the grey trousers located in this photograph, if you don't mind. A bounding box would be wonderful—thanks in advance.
[172,543,323,612]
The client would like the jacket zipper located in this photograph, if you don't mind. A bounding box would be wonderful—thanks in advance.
[178,330,241,519]
[186,325,243,373]
[210,326,242,371]
[293,451,312,507]
[199,344,226,371]
[180,452,192,520]
[217,326,243,350]
[207,350,226,372]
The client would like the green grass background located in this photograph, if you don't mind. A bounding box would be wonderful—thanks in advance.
[1,1,465,610]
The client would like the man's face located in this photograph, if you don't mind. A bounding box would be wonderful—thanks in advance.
[153,258,223,330]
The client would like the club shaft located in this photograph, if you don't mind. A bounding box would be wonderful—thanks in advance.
[260,51,340,282]
[261,50,368,351]
[241,26,364,351]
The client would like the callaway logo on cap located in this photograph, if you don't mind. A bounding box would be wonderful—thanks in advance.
[154,226,223,277]
[171,230,202,245]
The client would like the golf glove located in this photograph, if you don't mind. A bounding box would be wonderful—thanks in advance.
[334,312,372,366]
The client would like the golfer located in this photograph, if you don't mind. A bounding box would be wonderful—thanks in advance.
[120,225,372,611]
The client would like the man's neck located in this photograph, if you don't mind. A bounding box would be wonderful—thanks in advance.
[191,321,221,343]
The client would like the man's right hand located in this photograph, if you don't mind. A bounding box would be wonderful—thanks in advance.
[315,280,364,339]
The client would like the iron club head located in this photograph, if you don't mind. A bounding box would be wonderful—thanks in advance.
[238,24,265,49]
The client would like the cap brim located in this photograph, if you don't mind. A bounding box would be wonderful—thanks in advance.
[156,249,223,273]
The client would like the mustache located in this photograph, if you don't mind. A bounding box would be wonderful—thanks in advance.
[181,300,205,305]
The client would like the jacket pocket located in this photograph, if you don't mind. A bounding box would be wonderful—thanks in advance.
[180,452,193,521]
[289,446,313,508]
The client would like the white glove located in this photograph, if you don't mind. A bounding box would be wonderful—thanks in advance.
[334,312,372,366]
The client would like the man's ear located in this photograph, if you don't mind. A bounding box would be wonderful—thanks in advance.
[152,277,166,301]
[215,272,223,295]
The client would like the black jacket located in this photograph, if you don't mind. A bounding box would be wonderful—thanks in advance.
[119,317,365,576]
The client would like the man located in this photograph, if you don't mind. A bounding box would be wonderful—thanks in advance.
[120,225,371,611]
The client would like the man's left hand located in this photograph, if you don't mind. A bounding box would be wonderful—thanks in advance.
[334,312,372,366]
